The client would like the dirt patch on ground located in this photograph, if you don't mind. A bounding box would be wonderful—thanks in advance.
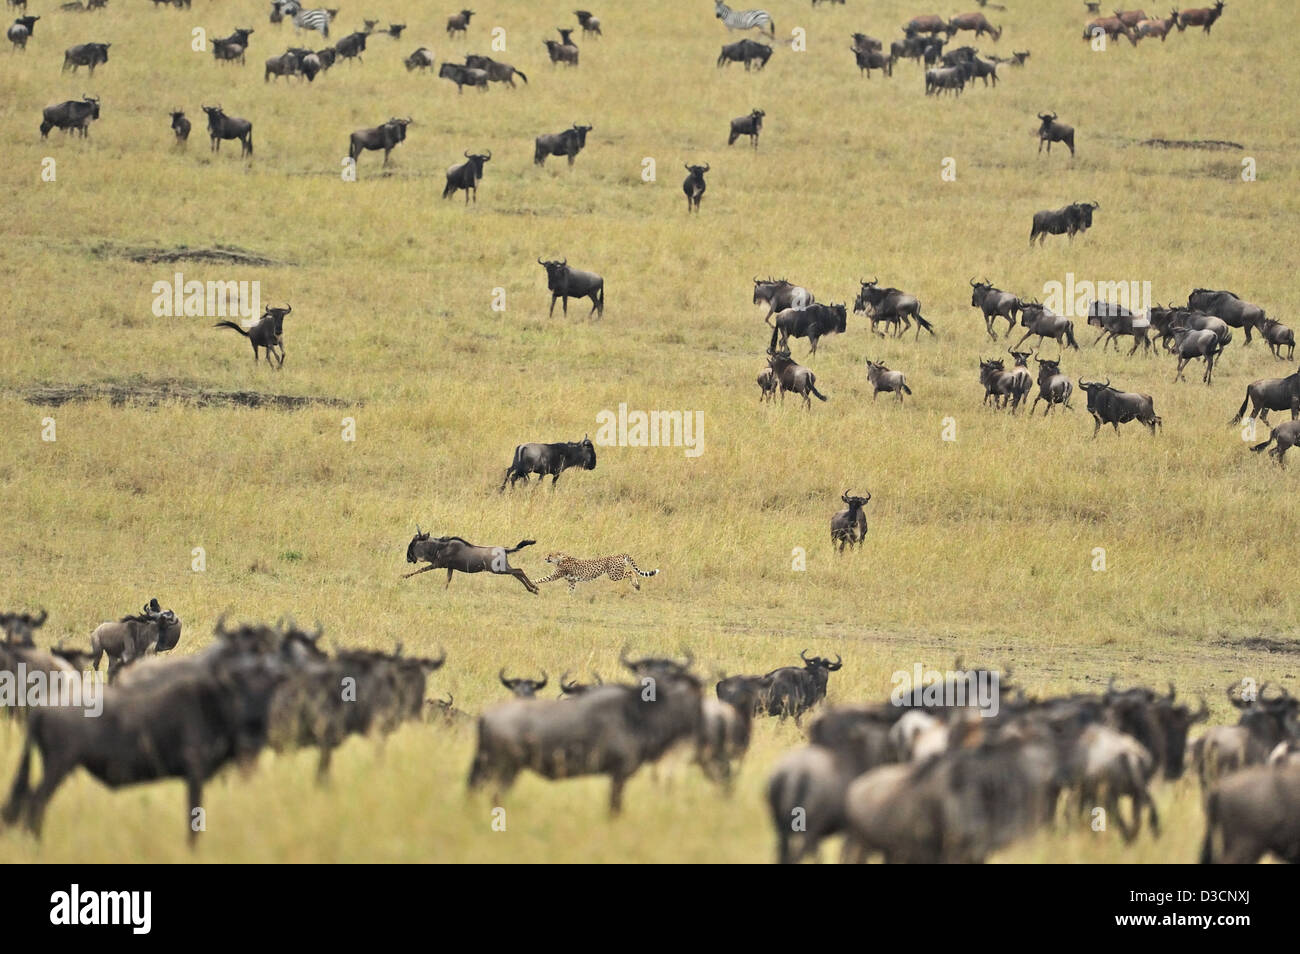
[22,382,356,410]
[1139,138,1244,151]
[1230,635,1300,656]
[92,243,289,267]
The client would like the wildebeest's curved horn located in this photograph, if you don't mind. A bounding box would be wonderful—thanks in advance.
[538,257,544,265]
[498,668,514,687]
[827,654,843,671]
[1166,682,1176,702]
[970,277,978,286]
[214,614,231,638]
[440,692,454,707]
[684,163,692,172]
[799,649,811,663]
[32,608,48,626]
[534,670,548,689]
[483,149,491,159]
[465,150,472,158]
[1103,378,1110,388]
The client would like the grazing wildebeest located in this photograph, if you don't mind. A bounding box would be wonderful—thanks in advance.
[1135,10,1179,39]
[201,104,253,156]
[1188,288,1266,344]
[1037,112,1075,156]
[716,37,771,70]
[40,95,100,138]
[683,162,709,212]
[1015,301,1079,351]
[1030,357,1074,414]
[333,29,367,62]
[90,600,182,678]
[498,435,597,491]
[756,367,778,402]
[851,46,893,77]
[1029,201,1098,245]
[979,357,1031,411]
[537,258,604,318]
[7,14,38,50]
[1083,15,1137,44]
[1251,420,1300,466]
[1078,379,1162,435]
[1176,1,1225,34]
[970,278,1021,340]
[442,149,490,203]
[1170,326,1224,384]
[948,11,1001,39]
[761,651,842,725]
[855,279,935,339]
[63,41,109,73]
[865,359,912,404]
[403,530,539,593]
[1201,761,1300,864]
[542,37,579,65]
[728,109,765,147]
[404,46,434,70]
[349,117,410,167]
[575,10,601,37]
[769,302,847,356]
[767,347,828,407]
[534,124,592,166]
[830,491,870,552]
[1229,368,1300,425]
[446,9,474,36]
[1258,319,1295,361]
[264,49,302,79]
[214,304,290,367]
[438,61,488,92]
[464,53,527,86]
[499,669,548,698]
[1087,299,1152,355]
[753,278,813,326]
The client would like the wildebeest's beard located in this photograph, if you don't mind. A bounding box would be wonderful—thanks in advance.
[580,440,596,470]
[406,529,430,563]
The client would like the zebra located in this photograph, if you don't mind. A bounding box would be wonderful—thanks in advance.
[292,7,332,39]
[714,1,775,36]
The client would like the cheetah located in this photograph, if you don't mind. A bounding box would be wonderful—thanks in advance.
[536,552,659,592]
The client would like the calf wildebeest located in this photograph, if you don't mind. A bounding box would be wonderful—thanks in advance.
[201,104,253,157]
[904,14,953,36]
[1188,288,1266,344]
[769,302,847,356]
[830,491,870,552]
[1029,201,1098,245]
[855,279,935,339]
[728,109,765,147]
[264,48,302,80]
[766,347,827,407]
[1257,319,1295,361]
[1078,379,1162,435]
[90,600,182,678]
[1030,357,1074,414]
[1201,761,1300,864]
[716,37,770,70]
[543,35,579,66]
[333,29,367,61]
[756,367,778,402]
[851,46,893,77]
[214,304,290,367]
[403,46,434,71]
[537,258,604,318]
[1084,15,1137,44]
[753,278,813,325]
[1015,301,1079,351]
[1171,326,1224,384]
[948,11,1001,39]
[464,53,527,86]
[864,359,913,404]
[979,357,1031,411]
[1135,10,1178,39]
[1230,368,1300,425]
[348,117,410,167]
[498,435,597,491]
[7,13,37,50]
[446,9,473,36]
[63,41,109,73]
[534,124,591,166]
[970,278,1021,340]
[1087,299,1152,355]
[1037,112,1075,156]
[1177,1,1225,33]
[403,529,539,593]
[438,61,488,92]
[682,162,709,213]
[499,669,548,699]
[40,95,100,138]
[1251,420,1300,466]
[442,149,490,203]
[575,9,601,37]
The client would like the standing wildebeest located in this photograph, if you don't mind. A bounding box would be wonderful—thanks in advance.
[851,33,882,52]
[499,436,597,491]
[979,357,1031,411]
[1015,302,1079,350]
[1037,112,1075,156]
[851,46,893,77]
[865,359,912,404]
[403,530,539,594]
[1087,299,1152,355]
[1191,685,1299,788]
[575,10,601,37]
[1030,357,1074,414]
[464,53,527,86]
[404,46,434,71]
[264,48,302,79]
[534,124,592,166]
[499,669,548,698]
[1229,368,1300,425]
[201,104,253,156]
[761,651,842,724]
[756,367,778,402]
[1201,761,1300,864]
[769,302,847,356]
[438,61,488,91]
[1251,420,1300,467]
[442,149,490,203]
[1176,1,1225,33]
[1258,319,1295,361]
[855,279,935,339]
[333,29,368,62]
[1078,379,1162,435]
[40,95,100,138]
[7,13,37,50]
[728,109,765,147]
[1084,15,1137,44]
[830,491,870,552]
[348,117,410,167]
[1170,326,1224,384]
[767,347,828,407]
[717,37,771,70]
[948,11,1001,39]
[538,258,604,318]
[543,37,579,65]
[1188,288,1265,344]
[683,162,709,212]
[63,41,110,73]
[924,63,969,96]
[970,278,1021,340]
[753,278,813,325]
[446,9,474,36]
[90,600,182,678]
[1029,201,1098,245]
[214,304,291,367]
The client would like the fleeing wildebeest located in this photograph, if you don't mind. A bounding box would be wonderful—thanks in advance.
[830,491,870,552]
[851,46,893,77]
[753,277,813,325]
[767,347,827,407]
[970,278,1021,340]
[1229,368,1300,426]
[683,162,709,212]
[442,149,490,203]
[201,104,253,156]
[62,41,109,74]
[499,669,548,698]
[438,61,488,92]
[1037,112,1075,156]
[403,529,539,593]
[214,304,291,367]
[575,9,601,37]
[7,14,38,50]
[1201,761,1300,863]
[717,37,771,70]
[1083,15,1137,44]
[728,109,765,147]
[534,124,592,166]
[1030,356,1074,414]
[543,34,579,66]
[1029,201,1098,245]
[762,651,843,725]
[446,9,474,36]
[1014,301,1080,350]
[498,435,597,491]
[769,302,847,356]
[1176,1,1225,34]
[40,95,99,138]
[333,29,367,61]
[865,359,912,404]
[1251,420,1300,466]
[1147,304,1225,350]
[1257,319,1295,361]
[1078,379,1162,435]
[1188,288,1265,344]
[1170,326,1225,384]
[90,599,182,678]
[1087,299,1153,355]
[464,53,527,86]
[404,46,434,71]
[948,11,1001,39]
[855,279,935,339]
[537,258,604,318]
[979,357,1031,411]
[349,117,411,167]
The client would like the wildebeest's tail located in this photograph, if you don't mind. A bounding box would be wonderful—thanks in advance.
[515,68,527,84]
[1251,431,1275,453]
[1231,393,1251,426]
[901,382,913,395]
[499,445,525,492]
[507,539,536,553]
[1199,789,1219,864]
[1,726,36,825]
[1065,321,1079,349]
[213,320,250,337]
[915,314,936,336]
[597,281,605,316]
[246,130,254,156]
[809,380,828,402]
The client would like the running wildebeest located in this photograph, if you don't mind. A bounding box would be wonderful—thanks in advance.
[769,302,847,356]
[348,117,410,167]
[854,279,935,339]
[1171,326,1225,384]
[683,162,709,212]
[1078,379,1162,435]
[728,109,765,147]
[1030,357,1074,415]
[717,37,771,70]
[1037,112,1075,156]
[438,61,488,92]
[214,304,290,367]
[766,347,828,407]
[499,436,597,491]
[851,46,893,77]
[537,258,604,318]
[62,41,109,73]
[1014,301,1080,350]
[40,95,99,138]
[7,14,38,50]
[1087,299,1152,355]
[442,149,490,203]
[865,359,912,404]
[1187,288,1266,344]
[534,124,591,166]
[446,9,474,36]
[499,669,548,698]
[830,492,870,552]
[404,46,434,70]
[753,278,813,326]
[1029,201,1098,245]
[979,357,1031,411]
[201,104,253,156]
[403,529,539,594]
[1257,319,1295,361]
[1229,368,1300,425]
[464,53,528,86]
[970,278,1021,340]
[1176,1,1225,34]
[1250,421,1300,467]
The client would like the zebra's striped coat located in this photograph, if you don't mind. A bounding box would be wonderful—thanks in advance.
[714,1,774,36]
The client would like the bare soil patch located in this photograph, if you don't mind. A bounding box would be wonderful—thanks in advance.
[22,381,355,410]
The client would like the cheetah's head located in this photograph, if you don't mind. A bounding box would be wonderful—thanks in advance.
[545,551,568,565]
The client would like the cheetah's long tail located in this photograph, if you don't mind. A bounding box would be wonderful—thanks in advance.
[625,556,659,578]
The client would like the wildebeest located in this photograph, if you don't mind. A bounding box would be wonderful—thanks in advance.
[537,258,604,318]
[1,608,47,647]
[201,104,253,156]
[89,599,182,678]
[7,13,38,50]
[766,347,827,407]
[214,304,290,367]
[543,36,579,65]
[1037,112,1075,156]
[403,530,539,594]
[1078,379,1162,435]
[1251,420,1300,466]
[1192,685,1299,788]
[762,651,842,724]
[63,41,109,73]
[970,278,1021,339]
[830,491,870,552]
[851,33,882,52]
[446,9,474,36]
[979,357,1031,411]
[716,37,771,70]
[498,436,597,491]
[1257,319,1295,361]
[1029,201,1098,245]
[753,277,813,325]
[534,124,592,166]
[854,279,935,339]
[499,668,548,699]
[438,61,488,92]
[768,302,847,356]
[348,117,410,167]
[575,10,601,37]
[403,46,434,71]
[1014,301,1079,351]
[865,359,912,404]
[1188,288,1266,344]
[264,48,302,79]
[851,46,893,77]
[333,29,367,61]
[1201,761,1300,863]
[1176,1,1225,34]
[40,95,100,138]
[1229,368,1300,425]
[1170,326,1224,384]
[442,149,490,203]
[924,63,969,96]
[948,11,1001,39]
[683,162,709,212]
[1148,304,1229,351]
[1087,299,1152,355]
[1030,356,1074,414]
[728,109,765,147]
[1083,15,1137,44]
[756,367,778,402]
[464,53,527,86]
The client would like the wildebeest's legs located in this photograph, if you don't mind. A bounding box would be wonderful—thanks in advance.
[24,753,73,836]
[445,568,455,587]
[401,563,439,579]
[509,569,539,594]
[548,294,557,317]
